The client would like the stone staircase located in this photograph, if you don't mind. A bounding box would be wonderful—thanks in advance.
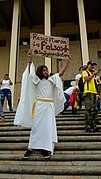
[0,110,101,179]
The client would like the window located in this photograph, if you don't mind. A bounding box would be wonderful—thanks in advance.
[87,32,100,40]
[98,51,101,58]
[62,31,100,41]
[97,51,101,72]
[20,38,30,45]
[62,34,80,41]
[0,40,6,47]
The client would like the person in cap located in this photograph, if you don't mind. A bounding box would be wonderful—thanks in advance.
[82,60,99,132]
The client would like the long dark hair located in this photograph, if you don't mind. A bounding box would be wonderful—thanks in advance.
[36,65,48,79]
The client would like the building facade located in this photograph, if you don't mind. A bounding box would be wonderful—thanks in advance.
[0,0,101,107]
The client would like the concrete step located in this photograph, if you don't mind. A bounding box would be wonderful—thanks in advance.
[1,125,101,131]
[1,150,101,155]
[1,153,101,161]
[56,116,101,120]
[0,126,31,132]
[1,143,101,151]
[57,115,85,118]
[1,113,101,121]
[1,110,101,177]
[1,136,101,143]
[0,165,101,175]
[0,174,101,179]
[3,113,15,117]
[0,157,101,168]
[57,113,101,118]
[2,174,100,179]
[1,118,101,123]
[0,131,101,137]
[1,121,101,127]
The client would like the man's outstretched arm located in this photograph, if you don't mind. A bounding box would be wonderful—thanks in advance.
[58,55,71,77]
[27,49,33,73]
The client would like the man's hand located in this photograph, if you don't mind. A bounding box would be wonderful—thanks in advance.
[67,55,72,63]
[93,70,100,76]
[58,55,72,77]
[27,49,33,63]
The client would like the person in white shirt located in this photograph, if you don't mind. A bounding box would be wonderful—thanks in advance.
[0,74,13,111]
[14,49,72,159]
[75,67,83,84]
[75,67,83,109]
[63,86,79,112]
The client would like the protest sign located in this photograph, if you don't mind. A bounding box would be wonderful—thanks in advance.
[30,33,69,59]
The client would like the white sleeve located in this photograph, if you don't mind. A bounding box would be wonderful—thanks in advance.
[30,63,40,84]
[14,63,38,127]
[75,74,79,80]
[49,73,66,115]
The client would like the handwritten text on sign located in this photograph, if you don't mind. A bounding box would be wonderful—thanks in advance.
[30,33,69,59]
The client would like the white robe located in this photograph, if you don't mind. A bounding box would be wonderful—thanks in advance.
[14,63,65,153]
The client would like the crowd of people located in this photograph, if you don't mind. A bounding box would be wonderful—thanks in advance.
[62,61,101,132]
[0,49,101,159]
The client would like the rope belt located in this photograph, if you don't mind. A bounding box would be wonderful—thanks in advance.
[32,98,54,118]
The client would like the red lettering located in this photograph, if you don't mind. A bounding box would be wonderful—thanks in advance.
[41,41,47,50]
[56,46,60,51]
[46,45,50,50]
[51,44,56,51]
[62,45,69,53]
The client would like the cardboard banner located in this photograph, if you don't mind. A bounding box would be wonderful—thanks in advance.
[30,33,69,59]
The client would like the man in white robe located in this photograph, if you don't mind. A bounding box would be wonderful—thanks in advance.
[14,49,71,159]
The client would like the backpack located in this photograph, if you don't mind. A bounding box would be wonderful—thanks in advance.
[78,71,90,93]
[78,76,84,93]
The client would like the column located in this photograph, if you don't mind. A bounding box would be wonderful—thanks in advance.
[44,0,51,73]
[77,0,89,65]
[9,0,21,107]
